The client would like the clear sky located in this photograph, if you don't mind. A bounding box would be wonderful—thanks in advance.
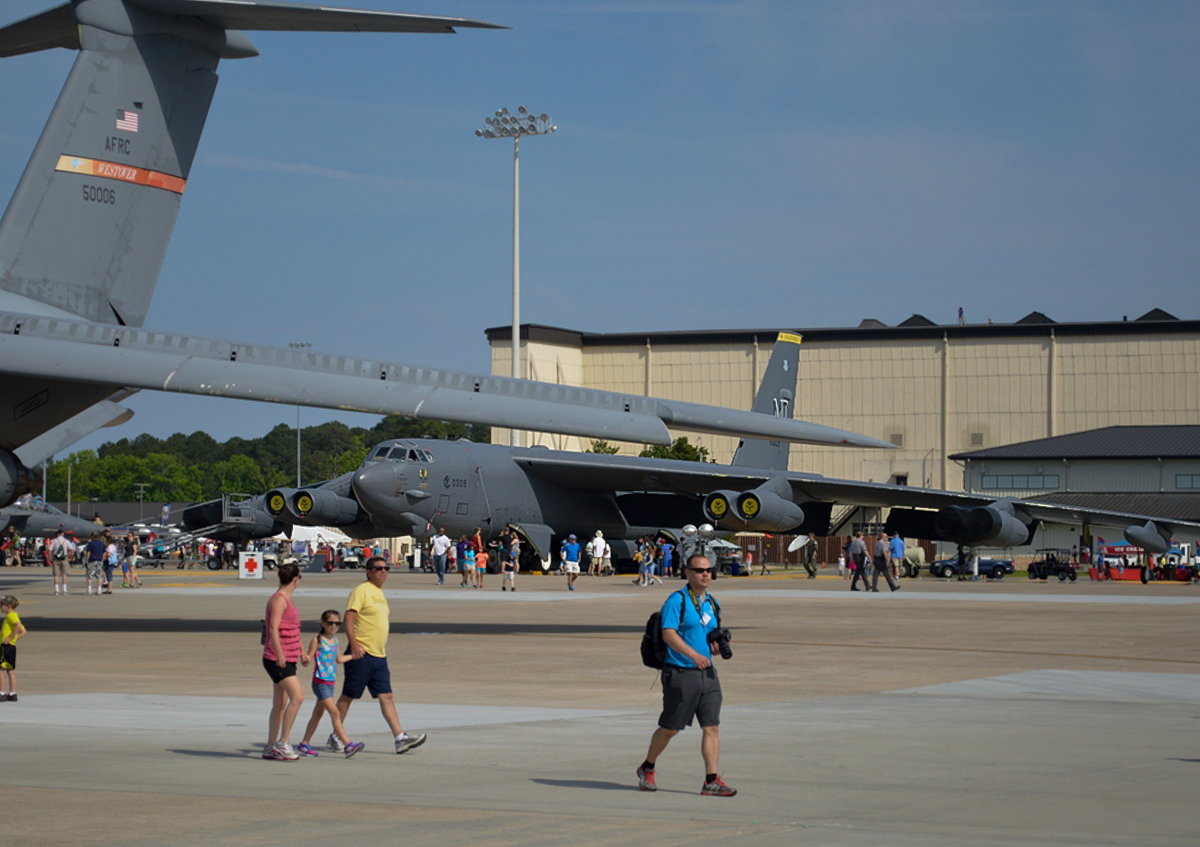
[2,1,1198,453]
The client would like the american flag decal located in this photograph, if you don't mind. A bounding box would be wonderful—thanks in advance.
[116,110,139,133]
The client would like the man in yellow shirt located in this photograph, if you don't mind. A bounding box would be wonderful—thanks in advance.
[334,557,426,754]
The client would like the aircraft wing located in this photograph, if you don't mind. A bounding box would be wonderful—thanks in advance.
[0,311,894,455]
[126,0,508,33]
[514,452,1200,540]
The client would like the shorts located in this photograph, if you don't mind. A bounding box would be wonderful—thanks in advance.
[476,564,486,572]
[1,643,15,670]
[658,665,722,730]
[312,680,336,700]
[50,558,68,579]
[341,653,392,700]
[458,562,469,573]
[262,656,297,684]
[562,561,580,574]
[85,561,102,580]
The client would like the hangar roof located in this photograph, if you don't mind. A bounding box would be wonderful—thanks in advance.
[1033,492,1200,524]
[486,309,1197,348]
[950,426,1200,461]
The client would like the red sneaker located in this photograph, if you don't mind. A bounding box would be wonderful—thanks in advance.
[636,765,657,792]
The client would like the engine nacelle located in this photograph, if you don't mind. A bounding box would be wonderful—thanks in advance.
[702,491,741,527]
[1124,521,1171,554]
[0,449,36,509]
[934,504,1031,547]
[734,489,806,532]
[264,488,299,518]
[291,488,364,527]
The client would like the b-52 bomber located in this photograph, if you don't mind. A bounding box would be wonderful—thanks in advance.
[0,0,890,510]
[235,335,1199,562]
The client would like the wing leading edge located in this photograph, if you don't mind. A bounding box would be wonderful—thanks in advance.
[0,311,894,456]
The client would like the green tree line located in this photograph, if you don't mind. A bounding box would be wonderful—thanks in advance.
[44,416,491,503]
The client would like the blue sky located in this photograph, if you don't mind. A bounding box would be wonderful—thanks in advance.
[2,1,1198,452]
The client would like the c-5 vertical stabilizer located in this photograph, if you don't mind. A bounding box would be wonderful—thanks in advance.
[0,1,504,327]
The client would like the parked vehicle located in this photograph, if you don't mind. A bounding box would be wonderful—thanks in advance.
[1027,548,1078,582]
[929,556,1015,580]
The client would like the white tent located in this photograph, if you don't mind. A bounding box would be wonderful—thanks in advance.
[272,526,352,544]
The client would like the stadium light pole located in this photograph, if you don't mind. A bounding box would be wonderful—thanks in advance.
[476,106,556,447]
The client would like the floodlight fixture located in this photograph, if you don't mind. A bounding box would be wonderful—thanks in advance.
[475,107,556,447]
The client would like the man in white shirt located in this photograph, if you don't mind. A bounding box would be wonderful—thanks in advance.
[430,529,452,586]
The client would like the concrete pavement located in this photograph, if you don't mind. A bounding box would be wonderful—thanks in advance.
[1,568,1197,846]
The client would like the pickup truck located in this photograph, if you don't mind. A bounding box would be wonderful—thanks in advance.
[928,557,1015,580]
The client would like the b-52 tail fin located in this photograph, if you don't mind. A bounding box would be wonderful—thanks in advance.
[0,1,503,327]
[730,333,802,471]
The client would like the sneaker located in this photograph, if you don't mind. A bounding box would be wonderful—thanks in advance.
[326,733,345,753]
[276,742,300,760]
[296,743,318,757]
[395,732,427,754]
[6,694,15,702]
[701,775,737,797]
[344,741,365,758]
[636,765,657,792]
[262,743,288,760]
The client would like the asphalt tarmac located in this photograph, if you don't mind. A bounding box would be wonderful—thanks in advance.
[1,566,1198,847]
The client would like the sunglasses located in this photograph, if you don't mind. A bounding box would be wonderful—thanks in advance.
[367,565,390,572]
[323,620,342,627]
[688,567,715,574]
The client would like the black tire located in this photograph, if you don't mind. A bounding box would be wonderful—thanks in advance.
[206,556,223,571]
[1068,571,1077,582]
[1028,568,1037,579]
[992,568,1005,580]
[942,565,954,579]
[1057,571,1068,582]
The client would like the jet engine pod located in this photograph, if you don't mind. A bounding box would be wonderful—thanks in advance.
[264,488,298,518]
[0,449,36,509]
[702,491,740,527]
[1124,521,1171,554]
[290,489,364,527]
[934,504,1031,547]
[734,489,805,532]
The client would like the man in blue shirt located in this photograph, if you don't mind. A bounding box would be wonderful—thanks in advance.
[560,534,581,591]
[889,533,907,580]
[636,554,736,797]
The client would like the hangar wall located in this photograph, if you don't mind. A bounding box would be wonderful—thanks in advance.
[488,315,1200,495]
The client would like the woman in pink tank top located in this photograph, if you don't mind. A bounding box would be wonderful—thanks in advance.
[261,563,307,760]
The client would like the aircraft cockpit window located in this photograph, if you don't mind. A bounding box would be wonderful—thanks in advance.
[371,446,390,460]
[422,450,434,463]
[407,449,421,462]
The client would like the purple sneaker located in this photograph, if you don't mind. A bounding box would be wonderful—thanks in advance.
[296,743,318,757]
[344,741,365,758]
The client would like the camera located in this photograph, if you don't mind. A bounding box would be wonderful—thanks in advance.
[707,627,733,660]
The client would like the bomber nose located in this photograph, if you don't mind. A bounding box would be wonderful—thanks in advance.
[353,461,399,518]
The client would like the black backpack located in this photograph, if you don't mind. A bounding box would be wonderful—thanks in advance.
[640,591,720,669]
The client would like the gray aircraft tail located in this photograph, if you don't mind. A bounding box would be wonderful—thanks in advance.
[730,333,802,471]
[0,1,503,327]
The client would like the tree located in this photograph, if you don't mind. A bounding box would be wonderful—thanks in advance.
[639,437,711,463]
[586,439,620,454]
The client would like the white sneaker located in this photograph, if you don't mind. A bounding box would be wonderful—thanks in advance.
[326,733,345,752]
[395,732,427,754]
[276,742,300,760]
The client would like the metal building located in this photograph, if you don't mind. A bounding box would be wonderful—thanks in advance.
[486,310,1200,499]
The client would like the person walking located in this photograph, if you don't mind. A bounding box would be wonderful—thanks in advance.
[296,610,365,758]
[335,557,426,755]
[872,532,900,592]
[262,563,306,760]
[635,554,736,797]
[431,528,451,585]
[848,532,869,592]
[560,534,582,591]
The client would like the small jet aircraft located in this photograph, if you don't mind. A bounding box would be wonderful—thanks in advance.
[0,0,890,509]
[231,335,1200,562]
[0,496,103,539]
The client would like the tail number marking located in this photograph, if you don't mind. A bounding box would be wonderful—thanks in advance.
[82,185,116,204]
